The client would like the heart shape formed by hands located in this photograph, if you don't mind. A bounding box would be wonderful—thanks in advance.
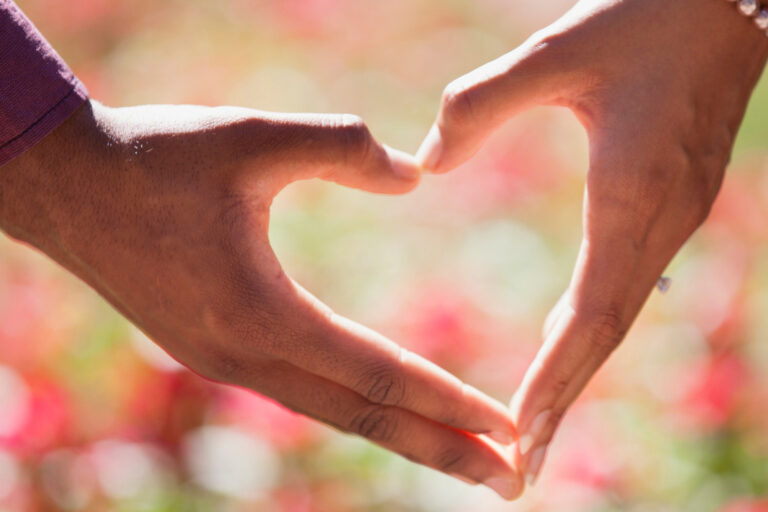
[3,0,767,504]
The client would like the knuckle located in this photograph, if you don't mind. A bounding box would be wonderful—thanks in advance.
[357,361,407,406]
[440,81,476,126]
[349,405,398,443]
[332,114,373,165]
[524,23,576,54]
[433,448,467,473]
[579,307,626,352]
[522,30,568,71]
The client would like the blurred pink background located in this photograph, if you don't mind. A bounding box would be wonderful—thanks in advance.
[2,0,768,510]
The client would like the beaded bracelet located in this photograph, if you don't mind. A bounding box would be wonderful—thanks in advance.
[729,0,768,33]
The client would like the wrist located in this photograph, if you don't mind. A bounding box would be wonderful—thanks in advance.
[0,100,113,255]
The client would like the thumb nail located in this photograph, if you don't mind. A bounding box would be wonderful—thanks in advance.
[415,124,443,171]
[519,409,552,455]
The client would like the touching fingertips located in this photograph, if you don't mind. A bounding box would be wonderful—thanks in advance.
[459,383,518,440]
[383,145,422,181]
[415,124,443,171]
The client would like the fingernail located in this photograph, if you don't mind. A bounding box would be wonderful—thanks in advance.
[415,124,443,171]
[383,145,422,181]
[449,473,477,486]
[519,409,551,456]
[483,477,518,501]
[488,431,515,445]
[518,434,534,455]
[525,445,547,487]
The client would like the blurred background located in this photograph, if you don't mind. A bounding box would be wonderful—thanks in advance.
[2,0,768,510]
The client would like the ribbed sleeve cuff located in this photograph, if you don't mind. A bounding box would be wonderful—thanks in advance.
[0,0,89,168]
[0,80,88,166]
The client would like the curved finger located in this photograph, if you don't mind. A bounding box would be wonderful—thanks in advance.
[259,280,519,444]
[243,358,523,500]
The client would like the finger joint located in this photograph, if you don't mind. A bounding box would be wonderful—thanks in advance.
[441,82,476,127]
[434,448,467,474]
[582,307,627,352]
[357,361,407,406]
[349,404,398,443]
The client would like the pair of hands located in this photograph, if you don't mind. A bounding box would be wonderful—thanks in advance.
[1,0,766,501]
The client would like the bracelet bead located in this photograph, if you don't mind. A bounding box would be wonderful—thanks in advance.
[755,8,768,29]
[738,0,758,16]
[728,0,768,36]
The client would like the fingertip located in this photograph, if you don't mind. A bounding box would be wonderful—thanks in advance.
[415,124,444,172]
[463,384,518,440]
[383,144,423,184]
[495,409,519,442]
[483,473,525,501]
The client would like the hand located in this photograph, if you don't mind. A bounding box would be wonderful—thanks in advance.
[0,101,523,499]
[416,0,768,486]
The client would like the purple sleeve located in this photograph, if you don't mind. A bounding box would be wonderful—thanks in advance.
[0,0,88,167]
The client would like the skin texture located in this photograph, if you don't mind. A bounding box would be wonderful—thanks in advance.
[0,101,524,499]
[416,0,768,488]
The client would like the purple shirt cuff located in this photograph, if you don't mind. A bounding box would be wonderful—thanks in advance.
[0,0,88,167]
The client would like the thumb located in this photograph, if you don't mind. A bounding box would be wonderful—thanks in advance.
[416,36,571,174]
[263,113,422,195]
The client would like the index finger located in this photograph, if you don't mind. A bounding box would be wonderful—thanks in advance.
[510,227,678,485]
[265,279,519,443]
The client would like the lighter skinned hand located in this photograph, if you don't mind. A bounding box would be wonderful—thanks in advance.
[416,0,768,487]
[0,101,523,499]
